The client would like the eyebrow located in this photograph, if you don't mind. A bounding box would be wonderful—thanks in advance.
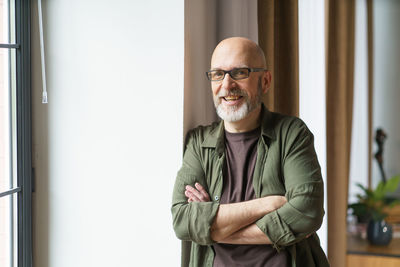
[210,65,250,71]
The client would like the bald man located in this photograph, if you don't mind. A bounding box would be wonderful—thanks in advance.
[172,37,329,267]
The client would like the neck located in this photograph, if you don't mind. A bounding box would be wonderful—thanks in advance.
[224,106,262,133]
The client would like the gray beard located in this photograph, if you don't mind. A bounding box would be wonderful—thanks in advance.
[216,100,251,122]
[214,79,263,122]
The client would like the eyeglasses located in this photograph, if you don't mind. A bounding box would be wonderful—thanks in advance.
[206,68,266,81]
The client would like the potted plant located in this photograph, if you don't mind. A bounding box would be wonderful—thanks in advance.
[348,175,400,245]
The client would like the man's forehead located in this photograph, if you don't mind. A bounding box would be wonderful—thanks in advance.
[211,55,257,71]
[211,40,263,69]
[211,49,253,68]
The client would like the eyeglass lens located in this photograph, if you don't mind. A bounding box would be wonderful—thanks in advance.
[208,68,250,81]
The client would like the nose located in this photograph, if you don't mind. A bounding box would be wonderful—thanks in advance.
[221,73,236,90]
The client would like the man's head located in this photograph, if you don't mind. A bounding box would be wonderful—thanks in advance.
[209,37,271,123]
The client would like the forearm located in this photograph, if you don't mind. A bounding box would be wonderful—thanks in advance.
[210,195,285,241]
[218,223,271,245]
[255,182,324,248]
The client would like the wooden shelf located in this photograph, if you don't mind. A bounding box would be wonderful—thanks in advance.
[347,235,400,257]
[347,235,400,267]
[347,254,400,267]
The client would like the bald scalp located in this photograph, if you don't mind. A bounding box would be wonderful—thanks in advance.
[211,37,267,69]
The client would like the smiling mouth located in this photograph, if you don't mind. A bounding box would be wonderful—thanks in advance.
[223,95,243,101]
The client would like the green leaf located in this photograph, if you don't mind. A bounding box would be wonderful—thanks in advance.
[356,183,368,193]
[365,188,374,199]
[374,181,385,200]
[350,175,400,222]
[384,175,400,193]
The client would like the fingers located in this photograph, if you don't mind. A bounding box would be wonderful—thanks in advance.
[185,183,210,202]
[194,183,211,201]
[185,185,205,202]
[185,187,202,202]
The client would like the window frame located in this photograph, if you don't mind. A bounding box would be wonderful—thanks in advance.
[0,0,32,266]
[16,0,33,266]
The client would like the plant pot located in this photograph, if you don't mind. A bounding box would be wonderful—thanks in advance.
[367,220,392,245]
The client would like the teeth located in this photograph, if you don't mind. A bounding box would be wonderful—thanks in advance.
[224,95,241,101]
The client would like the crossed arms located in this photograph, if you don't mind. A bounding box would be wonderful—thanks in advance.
[185,183,286,244]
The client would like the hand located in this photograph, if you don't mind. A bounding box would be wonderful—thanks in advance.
[185,183,210,202]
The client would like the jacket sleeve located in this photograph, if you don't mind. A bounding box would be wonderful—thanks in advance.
[255,121,325,250]
[171,130,220,246]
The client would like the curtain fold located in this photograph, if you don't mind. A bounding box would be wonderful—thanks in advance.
[183,0,218,136]
[258,0,299,117]
[326,0,356,266]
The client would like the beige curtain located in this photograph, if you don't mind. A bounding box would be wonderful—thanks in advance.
[326,0,355,266]
[183,1,219,136]
[258,0,299,117]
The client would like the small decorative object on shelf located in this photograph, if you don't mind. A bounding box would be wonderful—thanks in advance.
[348,128,400,245]
[367,219,393,245]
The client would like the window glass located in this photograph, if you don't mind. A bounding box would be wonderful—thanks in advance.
[0,33,17,193]
[0,0,16,44]
[0,194,18,267]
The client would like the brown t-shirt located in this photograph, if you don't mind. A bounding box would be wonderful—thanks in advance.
[213,127,289,267]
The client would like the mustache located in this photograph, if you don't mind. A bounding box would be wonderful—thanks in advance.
[217,88,249,98]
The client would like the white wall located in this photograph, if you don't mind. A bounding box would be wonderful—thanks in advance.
[31,1,183,266]
[298,0,327,253]
[372,0,400,190]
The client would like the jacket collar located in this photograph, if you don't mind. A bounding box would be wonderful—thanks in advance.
[201,103,276,150]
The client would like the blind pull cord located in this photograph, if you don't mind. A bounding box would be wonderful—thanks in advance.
[38,0,48,104]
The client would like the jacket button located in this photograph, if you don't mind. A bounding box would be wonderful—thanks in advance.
[214,196,219,201]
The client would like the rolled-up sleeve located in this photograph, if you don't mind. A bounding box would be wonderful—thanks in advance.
[171,131,220,245]
[256,121,325,250]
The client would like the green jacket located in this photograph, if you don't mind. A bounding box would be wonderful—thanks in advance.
[171,105,330,267]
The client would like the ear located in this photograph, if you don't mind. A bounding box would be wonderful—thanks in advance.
[262,70,272,94]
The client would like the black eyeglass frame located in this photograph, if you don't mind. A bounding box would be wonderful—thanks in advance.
[206,67,266,81]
